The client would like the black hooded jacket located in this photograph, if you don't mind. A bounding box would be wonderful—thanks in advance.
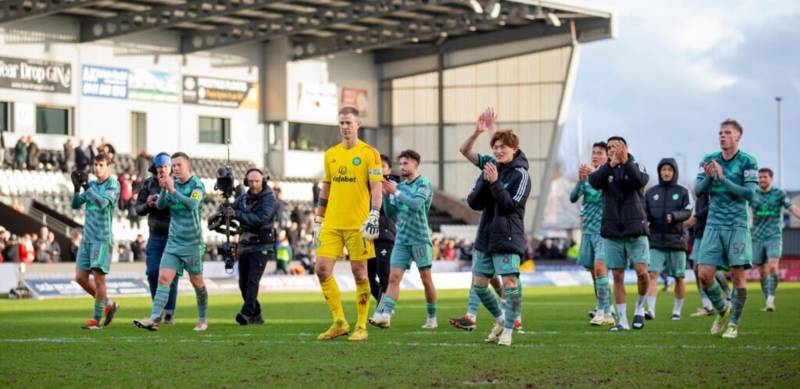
[134,175,171,236]
[645,158,692,251]
[467,150,532,257]
[691,192,709,239]
[233,185,278,252]
[588,154,650,239]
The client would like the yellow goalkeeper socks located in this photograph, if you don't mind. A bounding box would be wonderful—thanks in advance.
[355,279,371,329]
[321,276,345,322]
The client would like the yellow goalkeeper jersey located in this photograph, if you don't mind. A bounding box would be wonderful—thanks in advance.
[322,140,383,230]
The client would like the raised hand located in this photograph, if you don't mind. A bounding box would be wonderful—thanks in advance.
[383,179,397,195]
[483,163,498,183]
[484,107,497,134]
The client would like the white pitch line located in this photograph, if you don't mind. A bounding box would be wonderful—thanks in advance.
[0,336,797,351]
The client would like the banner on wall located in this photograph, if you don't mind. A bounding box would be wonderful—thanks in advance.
[81,65,128,99]
[128,69,180,103]
[182,75,254,108]
[295,82,338,123]
[339,87,367,116]
[0,56,71,94]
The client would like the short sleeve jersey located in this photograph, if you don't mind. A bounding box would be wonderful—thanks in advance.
[695,150,758,228]
[751,187,792,240]
[322,140,383,230]
[476,153,496,169]
[75,177,120,244]
[163,176,206,256]
[389,175,434,246]
[577,181,603,235]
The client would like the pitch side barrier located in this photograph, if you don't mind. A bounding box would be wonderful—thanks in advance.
[9,260,800,298]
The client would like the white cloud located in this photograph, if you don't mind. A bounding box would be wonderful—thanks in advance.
[684,58,738,92]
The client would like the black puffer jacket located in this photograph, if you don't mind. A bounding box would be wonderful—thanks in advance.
[233,185,278,252]
[376,206,397,243]
[134,175,171,236]
[645,158,692,251]
[588,154,650,238]
[691,192,709,239]
[467,150,532,257]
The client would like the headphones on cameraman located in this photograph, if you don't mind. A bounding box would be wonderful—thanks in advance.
[243,168,269,189]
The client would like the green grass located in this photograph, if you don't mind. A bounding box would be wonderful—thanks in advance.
[1,284,799,388]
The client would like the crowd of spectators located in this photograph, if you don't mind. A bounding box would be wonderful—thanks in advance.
[0,226,62,264]
[1,135,119,172]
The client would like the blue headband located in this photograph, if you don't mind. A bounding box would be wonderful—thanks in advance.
[154,153,171,168]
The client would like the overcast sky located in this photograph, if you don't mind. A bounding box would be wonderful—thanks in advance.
[558,0,799,190]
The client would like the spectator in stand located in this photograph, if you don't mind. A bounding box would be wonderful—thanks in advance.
[75,139,91,172]
[312,179,321,208]
[14,136,28,169]
[127,198,141,229]
[442,240,457,260]
[135,150,150,179]
[118,171,132,211]
[0,131,6,168]
[4,234,20,262]
[47,232,61,262]
[63,138,75,172]
[101,141,115,162]
[275,230,292,275]
[459,239,473,261]
[20,233,34,264]
[88,139,99,161]
[0,227,7,262]
[27,136,39,170]
[432,236,441,260]
[131,234,146,262]
[35,227,49,263]
[36,237,51,263]
[69,231,81,262]
[273,185,291,240]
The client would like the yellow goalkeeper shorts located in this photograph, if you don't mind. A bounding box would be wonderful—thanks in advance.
[317,227,375,261]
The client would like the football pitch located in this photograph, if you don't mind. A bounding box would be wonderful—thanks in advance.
[2,284,799,388]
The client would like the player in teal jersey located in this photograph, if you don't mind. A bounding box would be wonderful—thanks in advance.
[135,152,209,332]
[751,167,800,311]
[369,150,438,329]
[71,153,121,330]
[695,119,758,339]
[449,108,523,333]
[572,141,614,326]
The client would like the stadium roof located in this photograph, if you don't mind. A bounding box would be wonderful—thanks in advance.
[0,0,613,60]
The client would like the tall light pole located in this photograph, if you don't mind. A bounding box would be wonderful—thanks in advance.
[776,97,783,189]
[675,152,687,188]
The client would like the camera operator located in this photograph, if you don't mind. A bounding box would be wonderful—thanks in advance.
[134,152,180,323]
[229,168,277,325]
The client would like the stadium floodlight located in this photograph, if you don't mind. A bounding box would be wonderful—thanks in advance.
[469,0,484,14]
[546,12,561,27]
[488,0,501,19]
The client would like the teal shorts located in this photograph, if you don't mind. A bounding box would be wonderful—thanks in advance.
[577,233,604,269]
[751,237,782,265]
[604,236,650,270]
[160,250,204,277]
[649,249,686,277]
[689,237,703,262]
[75,241,112,274]
[698,226,752,271]
[391,243,433,270]
[472,249,521,278]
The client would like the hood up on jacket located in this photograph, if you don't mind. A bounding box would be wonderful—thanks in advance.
[657,158,678,186]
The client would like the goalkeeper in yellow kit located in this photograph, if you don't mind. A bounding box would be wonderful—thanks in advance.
[313,106,383,341]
